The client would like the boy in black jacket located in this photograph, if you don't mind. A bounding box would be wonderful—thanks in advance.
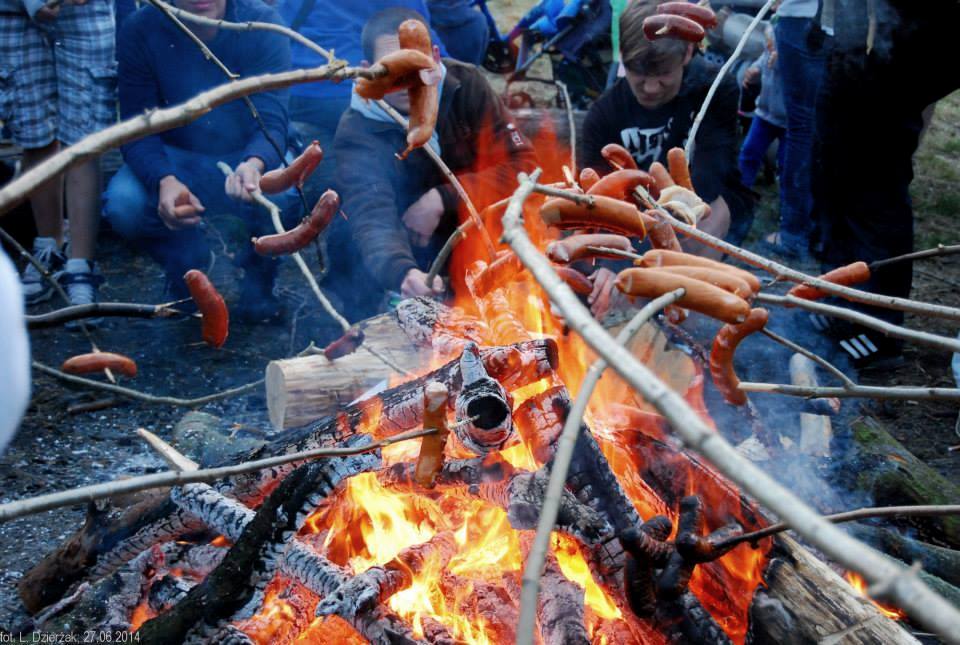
[330,7,536,315]
[580,0,754,250]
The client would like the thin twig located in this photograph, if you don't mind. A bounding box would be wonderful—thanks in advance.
[25,302,186,328]
[532,182,595,207]
[738,381,960,401]
[0,427,438,523]
[632,189,960,322]
[870,243,960,271]
[685,0,777,162]
[33,360,263,407]
[755,293,960,355]
[501,170,960,642]
[759,327,856,389]
[216,161,351,332]
[137,428,199,471]
[519,287,684,643]
[425,196,513,287]
[0,63,370,217]
[554,79,576,178]
[714,505,960,552]
[584,245,642,261]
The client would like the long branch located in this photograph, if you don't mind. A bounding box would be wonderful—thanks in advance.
[630,189,960,322]
[518,286,685,645]
[502,171,960,642]
[759,327,856,388]
[755,293,960,354]
[738,381,960,401]
[0,427,436,523]
[713,505,960,552]
[685,0,777,161]
[869,243,960,271]
[25,302,186,329]
[0,63,372,217]
[32,360,264,407]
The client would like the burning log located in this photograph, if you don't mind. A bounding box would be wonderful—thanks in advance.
[414,382,450,487]
[789,353,833,456]
[623,515,672,617]
[536,553,590,645]
[454,342,514,454]
[513,386,568,465]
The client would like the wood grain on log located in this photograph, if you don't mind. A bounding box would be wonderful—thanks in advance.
[789,354,832,456]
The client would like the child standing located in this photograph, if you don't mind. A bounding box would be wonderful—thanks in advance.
[738,25,786,188]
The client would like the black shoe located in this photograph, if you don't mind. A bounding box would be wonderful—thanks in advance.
[807,313,904,370]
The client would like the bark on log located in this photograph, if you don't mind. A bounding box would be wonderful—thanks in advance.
[536,554,590,645]
[789,354,832,456]
[848,522,960,588]
[849,417,960,548]
[750,536,919,644]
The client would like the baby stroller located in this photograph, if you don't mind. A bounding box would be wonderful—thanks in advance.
[476,0,614,109]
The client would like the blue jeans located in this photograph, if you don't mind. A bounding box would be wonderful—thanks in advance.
[738,116,785,188]
[774,17,826,254]
[103,146,298,294]
[428,0,489,65]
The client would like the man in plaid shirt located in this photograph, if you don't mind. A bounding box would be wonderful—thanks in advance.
[0,0,116,318]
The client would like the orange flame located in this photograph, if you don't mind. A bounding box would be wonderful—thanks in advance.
[845,572,906,620]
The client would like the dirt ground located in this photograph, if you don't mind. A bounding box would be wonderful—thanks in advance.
[1,0,959,637]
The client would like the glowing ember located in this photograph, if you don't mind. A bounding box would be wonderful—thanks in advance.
[845,572,906,620]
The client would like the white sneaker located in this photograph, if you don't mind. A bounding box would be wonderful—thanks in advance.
[21,238,66,305]
[61,259,104,330]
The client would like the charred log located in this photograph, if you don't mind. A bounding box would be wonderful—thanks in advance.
[537,554,590,645]
[453,342,515,454]
[623,515,673,617]
[655,591,733,645]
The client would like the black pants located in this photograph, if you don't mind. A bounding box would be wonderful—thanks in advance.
[812,0,960,325]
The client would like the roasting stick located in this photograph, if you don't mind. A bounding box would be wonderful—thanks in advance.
[630,185,960,322]
[519,288,685,644]
[712,505,960,552]
[0,426,439,523]
[738,381,960,401]
[0,226,117,383]
[502,170,960,643]
[869,243,960,271]
[759,328,856,389]
[25,301,193,328]
[685,0,778,163]
[137,428,199,471]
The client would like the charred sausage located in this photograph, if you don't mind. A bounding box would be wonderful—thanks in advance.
[616,268,751,324]
[184,269,229,348]
[709,308,769,405]
[62,352,138,378]
[252,189,340,257]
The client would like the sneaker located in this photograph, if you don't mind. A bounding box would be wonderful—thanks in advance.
[60,260,105,330]
[21,238,66,305]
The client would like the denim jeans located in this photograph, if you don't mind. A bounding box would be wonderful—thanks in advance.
[102,145,299,294]
[774,17,826,254]
[738,116,785,188]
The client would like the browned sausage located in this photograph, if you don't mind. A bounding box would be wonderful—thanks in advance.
[601,143,638,170]
[615,268,751,324]
[252,190,340,257]
[354,49,436,100]
[579,167,601,191]
[62,352,138,378]
[398,19,432,55]
[657,2,718,29]
[709,308,769,405]
[415,381,449,488]
[173,189,201,218]
[539,195,647,238]
[323,328,365,361]
[184,269,229,348]
[587,169,660,201]
[654,265,754,299]
[546,233,633,264]
[639,249,762,293]
[642,14,706,42]
[640,210,683,252]
[556,266,594,296]
[470,251,524,297]
[787,261,871,301]
[259,141,323,194]
[666,147,694,191]
[399,81,439,159]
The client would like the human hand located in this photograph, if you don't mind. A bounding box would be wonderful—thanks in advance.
[742,66,760,88]
[589,267,616,319]
[402,188,444,247]
[400,268,443,298]
[34,2,60,20]
[225,158,264,202]
[658,185,711,225]
[158,176,205,230]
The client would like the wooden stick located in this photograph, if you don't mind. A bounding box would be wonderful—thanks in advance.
[630,190,960,322]
[501,170,960,642]
[32,360,264,407]
[0,427,437,523]
[714,505,960,552]
[0,63,371,218]
[518,287,685,644]
[216,161,351,332]
[425,196,512,287]
[685,0,777,162]
[759,327,856,389]
[554,79,576,178]
[137,428,199,471]
[532,182,596,207]
[869,243,960,271]
[585,245,642,261]
[25,302,185,328]
[755,293,960,355]
[738,381,960,401]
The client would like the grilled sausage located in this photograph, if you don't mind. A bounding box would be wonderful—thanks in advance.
[657,2,718,29]
[252,189,340,257]
[709,308,769,405]
[639,249,762,293]
[62,352,138,378]
[323,328,365,361]
[540,195,647,238]
[642,13,706,43]
[259,141,323,194]
[787,261,871,301]
[601,143,639,170]
[354,49,436,100]
[414,381,449,488]
[648,161,675,191]
[616,268,751,324]
[640,211,683,252]
[579,167,601,191]
[546,233,634,264]
[556,266,594,296]
[184,269,229,348]
[666,147,695,191]
[587,169,660,201]
[654,265,754,299]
